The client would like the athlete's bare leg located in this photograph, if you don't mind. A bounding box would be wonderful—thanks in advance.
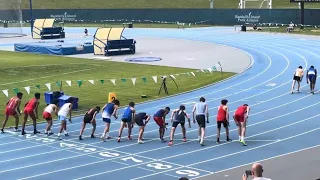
[118,121,126,142]
[91,120,96,137]
[181,125,186,139]
[138,126,145,141]
[1,115,10,132]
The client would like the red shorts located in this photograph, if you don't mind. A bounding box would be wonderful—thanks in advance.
[234,114,245,122]
[5,108,17,116]
[24,108,34,115]
[154,116,164,127]
[43,111,52,120]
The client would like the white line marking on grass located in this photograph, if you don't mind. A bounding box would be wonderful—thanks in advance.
[189,144,320,180]
[129,128,320,180]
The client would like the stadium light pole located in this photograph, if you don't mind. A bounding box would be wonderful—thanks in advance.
[29,0,34,37]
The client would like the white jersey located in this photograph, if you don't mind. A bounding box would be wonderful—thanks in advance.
[44,104,56,114]
[58,103,71,117]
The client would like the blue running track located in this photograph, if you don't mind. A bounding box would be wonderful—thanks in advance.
[1,27,320,180]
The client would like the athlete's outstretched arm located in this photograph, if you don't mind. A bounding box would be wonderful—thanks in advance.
[185,111,191,127]
[192,105,196,122]
[246,106,250,117]
[102,104,107,111]
[69,104,72,122]
[145,114,151,125]
[35,101,39,119]
[91,111,98,123]
[205,104,209,122]
[226,106,229,121]
[54,105,59,116]
[112,105,118,119]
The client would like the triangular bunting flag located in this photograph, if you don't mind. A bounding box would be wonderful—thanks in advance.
[88,80,94,85]
[152,76,157,83]
[56,81,61,87]
[212,66,217,71]
[187,72,191,76]
[142,77,147,84]
[207,68,213,73]
[191,72,196,76]
[201,69,205,73]
[2,89,8,97]
[45,83,51,91]
[13,88,19,94]
[121,78,127,83]
[77,80,83,87]
[66,80,72,86]
[24,86,31,94]
[131,78,136,85]
[100,80,104,84]
[170,75,176,79]
[111,79,116,85]
[35,85,40,89]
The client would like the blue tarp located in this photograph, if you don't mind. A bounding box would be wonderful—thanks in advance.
[14,41,93,55]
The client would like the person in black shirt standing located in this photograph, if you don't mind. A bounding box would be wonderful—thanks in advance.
[168,105,191,146]
[133,112,151,144]
[79,106,100,140]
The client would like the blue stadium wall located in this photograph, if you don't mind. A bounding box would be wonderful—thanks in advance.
[0,9,319,25]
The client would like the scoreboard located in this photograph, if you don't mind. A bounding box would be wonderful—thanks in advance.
[290,0,320,2]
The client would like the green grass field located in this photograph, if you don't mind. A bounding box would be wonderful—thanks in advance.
[0,51,234,127]
[15,0,318,9]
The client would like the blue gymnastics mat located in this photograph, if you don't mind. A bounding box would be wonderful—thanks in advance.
[14,40,93,55]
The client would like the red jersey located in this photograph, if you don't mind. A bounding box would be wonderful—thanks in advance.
[25,98,38,111]
[217,105,227,121]
[235,106,247,116]
[6,97,19,112]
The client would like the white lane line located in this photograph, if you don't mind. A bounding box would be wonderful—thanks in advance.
[129,127,320,180]
[16,109,319,179]
[189,144,320,180]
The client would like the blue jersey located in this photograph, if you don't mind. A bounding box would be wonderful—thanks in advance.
[307,68,317,79]
[122,106,133,120]
[102,103,114,118]
[105,103,115,114]
[154,109,165,117]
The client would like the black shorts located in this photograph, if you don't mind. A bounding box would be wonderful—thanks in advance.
[196,115,206,128]
[172,121,185,128]
[217,120,228,129]
[293,76,301,81]
[83,117,92,124]
[135,118,145,127]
